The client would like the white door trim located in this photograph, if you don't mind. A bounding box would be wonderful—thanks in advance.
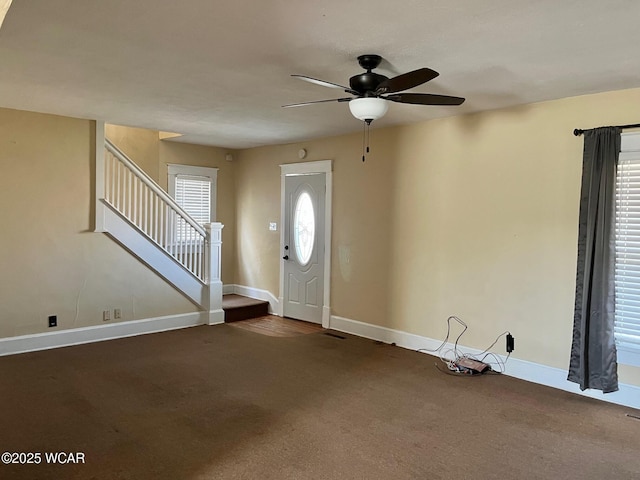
[279,160,332,327]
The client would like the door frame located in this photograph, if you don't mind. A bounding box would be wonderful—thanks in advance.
[279,160,332,327]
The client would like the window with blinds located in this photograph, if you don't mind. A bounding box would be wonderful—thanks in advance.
[175,175,211,225]
[614,150,640,355]
[167,164,218,243]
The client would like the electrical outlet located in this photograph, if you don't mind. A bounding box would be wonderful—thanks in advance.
[506,334,515,353]
[103,310,110,322]
[269,222,277,231]
[48,315,57,328]
[114,308,121,320]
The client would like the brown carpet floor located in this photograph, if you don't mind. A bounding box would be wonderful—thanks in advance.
[0,325,638,479]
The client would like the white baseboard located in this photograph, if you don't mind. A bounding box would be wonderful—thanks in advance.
[0,312,208,357]
[329,315,640,411]
[224,284,279,315]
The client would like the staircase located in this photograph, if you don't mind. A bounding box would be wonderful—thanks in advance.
[95,126,224,325]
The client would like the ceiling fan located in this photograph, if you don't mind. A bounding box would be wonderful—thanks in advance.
[283,54,465,124]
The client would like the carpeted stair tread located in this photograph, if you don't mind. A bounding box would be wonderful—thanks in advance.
[222,294,269,322]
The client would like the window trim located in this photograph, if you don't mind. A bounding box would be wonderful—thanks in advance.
[167,164,218,223]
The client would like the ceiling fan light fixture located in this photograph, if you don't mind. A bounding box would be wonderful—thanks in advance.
[348,97,388,122]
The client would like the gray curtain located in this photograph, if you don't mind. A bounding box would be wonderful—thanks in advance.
[568,127,620,393]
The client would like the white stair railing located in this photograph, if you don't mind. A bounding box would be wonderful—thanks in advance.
[103,139,207,282]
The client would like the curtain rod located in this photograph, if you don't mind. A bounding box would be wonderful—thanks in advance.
[574,123,640,136]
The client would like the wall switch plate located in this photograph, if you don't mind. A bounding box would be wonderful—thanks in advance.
[269,222,277,231]
[114,308,121,320]
[48,315,57,328]
[103,310,110,322]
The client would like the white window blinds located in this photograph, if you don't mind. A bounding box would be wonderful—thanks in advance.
[614,152,640,351]
[175,174,211,225]
[168,164,217,245]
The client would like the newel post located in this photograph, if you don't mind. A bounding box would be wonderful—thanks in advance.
[204,222,225,325]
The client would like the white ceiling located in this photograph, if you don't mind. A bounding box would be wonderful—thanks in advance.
[0,0,639,149]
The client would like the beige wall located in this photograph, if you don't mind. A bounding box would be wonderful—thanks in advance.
[0,109,197,337]
[234,87,640,387]
[235,131,398,324]
[105,124,160,181]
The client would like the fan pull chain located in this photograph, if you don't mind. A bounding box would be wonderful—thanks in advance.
[362,121,366,162]
[367,122,371,154]
[362,119,372,162]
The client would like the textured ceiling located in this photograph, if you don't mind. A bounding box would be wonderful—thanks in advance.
[0,0,639,148]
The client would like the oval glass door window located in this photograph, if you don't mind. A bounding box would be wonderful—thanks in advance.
[293,191,315,265]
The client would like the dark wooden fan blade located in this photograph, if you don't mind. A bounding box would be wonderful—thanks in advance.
[282,97,353,108]
[375,68,439,94]
[292,75,359,95]
[385,93,465,106]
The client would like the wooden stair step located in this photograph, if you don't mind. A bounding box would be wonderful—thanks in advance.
[222,294,269,323]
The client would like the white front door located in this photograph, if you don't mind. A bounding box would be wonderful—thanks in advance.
[282,173,325,323]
